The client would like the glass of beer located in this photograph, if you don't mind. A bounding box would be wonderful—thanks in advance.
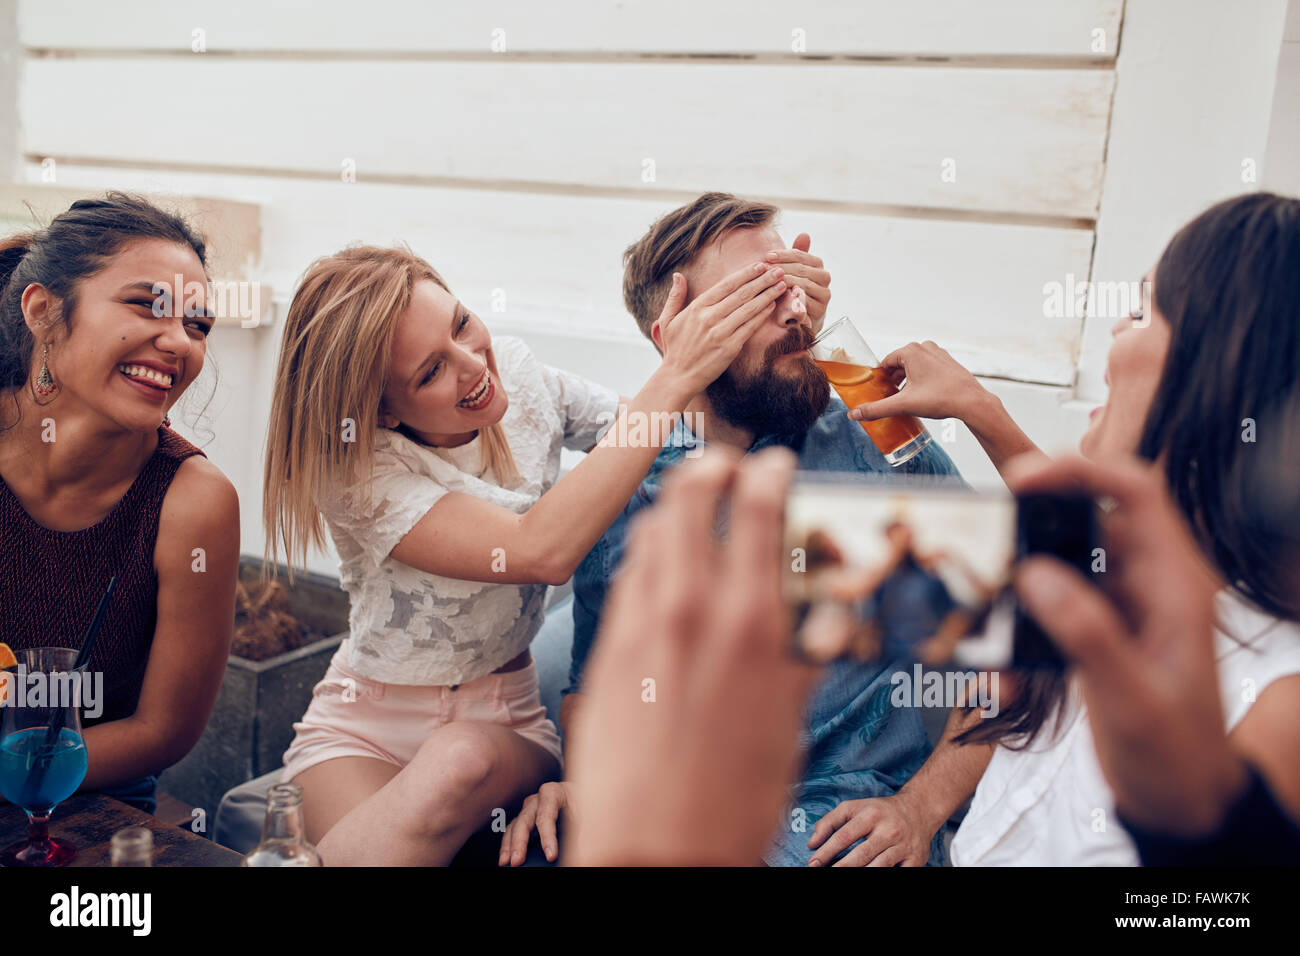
[811,317,932,466]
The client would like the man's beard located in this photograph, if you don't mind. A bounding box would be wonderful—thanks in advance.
[704,326,830,442]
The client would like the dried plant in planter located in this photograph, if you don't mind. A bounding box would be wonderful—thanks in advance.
[231,578,322,661]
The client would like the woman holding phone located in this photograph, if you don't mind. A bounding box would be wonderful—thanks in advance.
[805,191,1300,866]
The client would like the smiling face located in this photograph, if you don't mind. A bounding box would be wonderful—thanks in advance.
[378,279,506,446]
[687,226,829,437]
[1078,272,1172,462]
[26,238,212,432]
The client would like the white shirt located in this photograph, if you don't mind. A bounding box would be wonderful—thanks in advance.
[950,588,1300,866]
[319,336,619,686]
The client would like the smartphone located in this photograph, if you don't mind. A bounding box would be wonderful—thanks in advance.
[1012,494,1100,668]
[784,476,1098,670]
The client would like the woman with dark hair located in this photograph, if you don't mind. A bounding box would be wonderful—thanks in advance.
[805,191,1300,866]
[0,193,239,814]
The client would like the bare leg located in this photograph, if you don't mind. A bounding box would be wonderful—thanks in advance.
[295,721,559,866]
[293,756,401,847]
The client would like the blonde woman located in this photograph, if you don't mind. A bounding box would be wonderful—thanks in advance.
[264,244,790,865]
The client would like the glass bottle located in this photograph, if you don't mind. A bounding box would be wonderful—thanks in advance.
[241,782,323,867]
[110,826,153,866]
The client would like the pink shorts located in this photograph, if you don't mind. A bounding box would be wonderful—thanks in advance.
[280,651,563,784]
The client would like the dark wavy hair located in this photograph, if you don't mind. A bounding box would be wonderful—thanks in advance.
[0,191,209,433]
[959,191,1300,749]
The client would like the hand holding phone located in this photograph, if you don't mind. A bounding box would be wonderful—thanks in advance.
[785,475,1099,670]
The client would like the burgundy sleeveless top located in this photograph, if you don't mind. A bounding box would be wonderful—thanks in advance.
[0,427,205,726]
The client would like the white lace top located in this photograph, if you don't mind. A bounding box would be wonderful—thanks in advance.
[319,336,619,685]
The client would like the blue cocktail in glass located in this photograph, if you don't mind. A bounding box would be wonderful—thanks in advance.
[0,647,90,866]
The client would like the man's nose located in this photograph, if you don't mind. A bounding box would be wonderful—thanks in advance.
[775,286,811,332]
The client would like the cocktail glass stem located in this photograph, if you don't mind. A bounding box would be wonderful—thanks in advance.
[26,809,53,855]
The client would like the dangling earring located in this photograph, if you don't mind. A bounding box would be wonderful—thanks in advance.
[34,343,57,397]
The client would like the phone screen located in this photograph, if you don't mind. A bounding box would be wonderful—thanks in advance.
[785,476,1095,670]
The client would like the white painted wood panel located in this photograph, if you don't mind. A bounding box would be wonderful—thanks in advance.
[17,164,1092,384]
[1264,37,1300,195]
[19,58,1114,218]
[19,0,1123,59]
[1078,0,1290,402]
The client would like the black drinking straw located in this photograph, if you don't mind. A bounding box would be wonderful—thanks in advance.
[35,576,116,766]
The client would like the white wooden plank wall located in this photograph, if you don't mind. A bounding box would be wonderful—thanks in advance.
[13,0,1129,573]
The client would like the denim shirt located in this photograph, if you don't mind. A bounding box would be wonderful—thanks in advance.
[568,396,967,865]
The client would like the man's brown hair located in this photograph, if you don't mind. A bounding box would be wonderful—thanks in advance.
[622,192,778,346]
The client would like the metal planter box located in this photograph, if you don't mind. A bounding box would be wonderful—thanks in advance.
[157,559,347,817]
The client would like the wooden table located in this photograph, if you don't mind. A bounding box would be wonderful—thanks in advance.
[0,792,243,867]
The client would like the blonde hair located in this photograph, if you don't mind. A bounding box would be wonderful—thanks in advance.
[263,245,519,575]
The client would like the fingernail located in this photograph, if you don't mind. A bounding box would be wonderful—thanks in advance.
[765,252,778,260]
[673,272,682,285]
[809,859,822,867]
[848,408,862,420]
[753,262,766,272]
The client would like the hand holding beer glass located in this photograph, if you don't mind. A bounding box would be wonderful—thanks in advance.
[810,317,933,466]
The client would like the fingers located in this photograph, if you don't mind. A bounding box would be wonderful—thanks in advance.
[831,827,897,867]
[808,806,878,866]
[865,846,906,868]
[764,236,821,268]
[806,801,851,850]
[1015,556,1140,683]
[783,274,831,314]
[848,393,909,422]
[769,263,831,290]
[697,262,787,310]
[711,268,789,332]
[760,238,830,310]
[651,272,689,342]
[509,799,537,866]
[535,784,565,862]
[875,345,911,372]
[656,450,743,648]
[497,819,513,866]
[764,257,829,282]
[714,283,789,354]
[597,505,666,662]
[721,447,798,649]
[1007,453,1216,621]
[501,795,540,867]
[657,446,741,532]
[877,341,953,374]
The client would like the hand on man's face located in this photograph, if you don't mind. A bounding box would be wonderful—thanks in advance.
[764,232,832,329]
